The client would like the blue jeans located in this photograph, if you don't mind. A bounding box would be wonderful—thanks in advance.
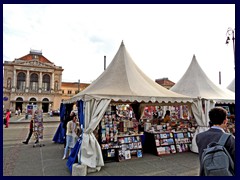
[63,135,74,157]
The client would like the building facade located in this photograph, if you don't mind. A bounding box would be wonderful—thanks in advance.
[155,77,175,89]
[61,82,90,101]
[3,50,64,113]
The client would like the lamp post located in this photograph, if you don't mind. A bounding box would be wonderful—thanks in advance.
[226,27,235,70]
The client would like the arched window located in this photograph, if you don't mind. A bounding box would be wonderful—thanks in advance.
[7,78,11,89]
[42,74,50,91]
[42,98,49,102]
[29,97,37,105]
[54,81,58,91]
[17,72,26,90]
[30,73,38,91]
[16,97,23,101]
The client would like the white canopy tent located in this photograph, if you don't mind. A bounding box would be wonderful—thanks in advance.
[227,78,235,92]
[170,55,235,153]
[64,41,193,172]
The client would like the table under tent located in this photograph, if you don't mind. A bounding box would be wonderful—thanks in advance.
[60,41,194,175]
[170,55,235,153]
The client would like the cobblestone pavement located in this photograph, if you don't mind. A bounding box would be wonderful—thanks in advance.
[3,120,200,176]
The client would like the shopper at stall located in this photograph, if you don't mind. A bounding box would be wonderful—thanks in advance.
[63,111,76,147]
[62,114,78,159]
[157,108,164,120]
[163,110,171,123]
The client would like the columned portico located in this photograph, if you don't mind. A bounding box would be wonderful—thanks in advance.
[3,49,64,112]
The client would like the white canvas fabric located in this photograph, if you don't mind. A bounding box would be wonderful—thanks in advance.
[191,99,215,153]
[79,99,111,169]
[170,55,235,103]
[171,55,235,153]
[227,78,235,92]
[66,41,193,104]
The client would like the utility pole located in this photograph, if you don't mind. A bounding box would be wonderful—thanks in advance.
[219,71,221,85]
[104,56,106,70]
[78,79,80,93]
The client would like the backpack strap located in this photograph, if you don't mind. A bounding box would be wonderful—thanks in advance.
[218,133,231,146]
[218,133,235,174]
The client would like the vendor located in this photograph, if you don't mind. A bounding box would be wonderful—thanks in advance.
[163,110,171,123]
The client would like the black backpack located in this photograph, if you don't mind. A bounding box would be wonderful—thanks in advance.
[201,133,234,176]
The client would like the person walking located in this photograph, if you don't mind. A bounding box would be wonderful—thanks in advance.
[196,107,235,176]
[62,115,78,159]
[22,119,34,144]
[17,107,21,116]
[5,109,11,128]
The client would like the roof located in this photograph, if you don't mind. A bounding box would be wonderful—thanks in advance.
[170,55,235,103]
[155,78,175,87]
[66,41,192,103]
[18,50,53,64]
[227,78,235,92]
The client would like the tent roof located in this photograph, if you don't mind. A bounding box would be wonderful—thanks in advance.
[66,41,192,103]
[227,78,235,92]
[170,55,235,103]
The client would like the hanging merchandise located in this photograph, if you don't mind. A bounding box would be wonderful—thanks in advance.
[33,109,45,147]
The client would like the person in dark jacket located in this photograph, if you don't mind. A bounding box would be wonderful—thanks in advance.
[196,107,235,176]
[22,119,34,144]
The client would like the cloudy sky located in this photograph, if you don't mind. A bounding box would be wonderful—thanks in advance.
[3,4,235,87]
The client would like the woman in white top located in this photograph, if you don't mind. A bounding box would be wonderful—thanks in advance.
[62,115,78,159]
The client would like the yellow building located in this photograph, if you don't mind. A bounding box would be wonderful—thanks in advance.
[61,82,90,101]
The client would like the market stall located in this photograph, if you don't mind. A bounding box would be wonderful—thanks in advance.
[63,41,193,175]
[170,55,235,153]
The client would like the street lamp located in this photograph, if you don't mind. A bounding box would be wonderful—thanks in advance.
[226,27,235,70]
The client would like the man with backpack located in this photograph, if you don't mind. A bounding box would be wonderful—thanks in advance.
[196,107,235,176]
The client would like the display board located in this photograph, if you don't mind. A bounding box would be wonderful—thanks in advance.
[33,109,44,147]
[99,105,142,162]
[143,130,193,156]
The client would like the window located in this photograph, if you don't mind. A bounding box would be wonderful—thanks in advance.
[17,72,26,90]
[30,73,38,91]
[30,97,37,101]
[67,90,72,94]
[62,90,64,94]
[29,97,37,105]
[75,90,79,94]
[42,98,49,102]
[16,97,23,101]
[32,55,38,59]
[42,74,50,91]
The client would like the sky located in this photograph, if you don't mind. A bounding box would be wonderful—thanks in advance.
[3,4,235,88]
